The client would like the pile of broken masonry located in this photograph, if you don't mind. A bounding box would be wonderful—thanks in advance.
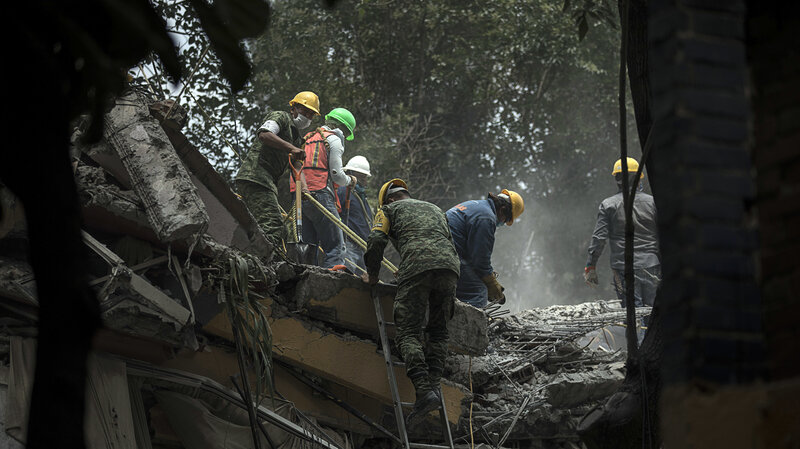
[0,88,650,449]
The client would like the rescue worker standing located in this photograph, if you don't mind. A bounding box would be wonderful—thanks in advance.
[361,179,460,426]
[446,190,524,308]
[584,158,661,307]
[235,91,319,247]
[336,156,374,271]
[290,107,357,268]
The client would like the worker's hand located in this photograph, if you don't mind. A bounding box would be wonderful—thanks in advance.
[350,175,358,187]
[290,147,305,161]
[361,272,378,286]
[481,273,505,303]
[584,266,598,286]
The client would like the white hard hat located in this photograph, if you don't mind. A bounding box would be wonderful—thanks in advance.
[343,155,371,176]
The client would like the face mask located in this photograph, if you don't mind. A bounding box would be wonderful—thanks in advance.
[293,114,311,130]
[355,184,366,195]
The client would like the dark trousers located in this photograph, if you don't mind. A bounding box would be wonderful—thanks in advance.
[394,269,458,398]
[612,265,661,307]
[302,189,345,268]
[343,239,365,272]
[455,259,488,308]
[236,180,286,247]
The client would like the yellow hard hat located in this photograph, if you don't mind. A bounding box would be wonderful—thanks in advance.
[612,157,644,178]
[499,189,524,225]
[289,91,321,115]
[378,178,408,206]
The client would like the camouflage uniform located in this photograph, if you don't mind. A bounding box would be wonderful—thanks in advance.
[235,110,302,246]
[364,198,460,397]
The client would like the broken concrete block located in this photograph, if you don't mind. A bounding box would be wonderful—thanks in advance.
[103,90,209,242]
[544,369,624,408]
[292,268,488,355]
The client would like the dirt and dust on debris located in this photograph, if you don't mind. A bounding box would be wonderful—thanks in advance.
[441,300,650,449]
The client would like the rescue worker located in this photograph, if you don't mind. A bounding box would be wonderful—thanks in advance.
[235,91,319,247]
[584,157,661,307]
[336,155,374,272]
[290,107,357,268]
[361,179,460,427]
[446,189,525,308]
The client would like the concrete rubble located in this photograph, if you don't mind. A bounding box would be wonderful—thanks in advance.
[0,89,650,449]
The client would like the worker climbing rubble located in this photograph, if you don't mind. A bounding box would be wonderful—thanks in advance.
[361,178,460,427]
[584,157,661,307]
[336,155,374,272]
[446,189,525,308]
[290,107,358,268]
[234,91,318,249]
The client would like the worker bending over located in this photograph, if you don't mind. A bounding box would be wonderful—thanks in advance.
[584,158,661,307]
[336,156,374,271]
[446,189,524,308]
[235,91,318,248]
[362,179,460,426]
[290,108,357,268]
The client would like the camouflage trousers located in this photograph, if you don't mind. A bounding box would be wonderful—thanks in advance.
[394,269,458,398]
[235,179,287,248]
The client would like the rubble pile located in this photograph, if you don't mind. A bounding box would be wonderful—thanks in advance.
[442,302,651,448]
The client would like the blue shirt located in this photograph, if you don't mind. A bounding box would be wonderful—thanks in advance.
[337,185,374,241]
[445,198,498,278]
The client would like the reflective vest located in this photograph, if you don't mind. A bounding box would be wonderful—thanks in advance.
[290,128,343,211]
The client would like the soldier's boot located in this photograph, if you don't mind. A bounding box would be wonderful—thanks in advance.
[405,390,439,429]
[406,371,437,427]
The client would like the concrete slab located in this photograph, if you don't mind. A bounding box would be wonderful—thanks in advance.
[202,303,468,425]
[292,268,488,356]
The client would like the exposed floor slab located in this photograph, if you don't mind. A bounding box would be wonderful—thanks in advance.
[292,268,488,355]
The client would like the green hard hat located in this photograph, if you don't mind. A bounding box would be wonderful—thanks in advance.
[325,107,356,141]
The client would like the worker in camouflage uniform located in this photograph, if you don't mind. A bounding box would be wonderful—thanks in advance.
[362,178,460,427]
[235,91,320,247]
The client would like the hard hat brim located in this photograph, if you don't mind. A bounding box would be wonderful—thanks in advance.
[290,100,321,115]
[344,167,371,176]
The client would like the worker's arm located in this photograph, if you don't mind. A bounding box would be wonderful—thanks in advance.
[326,132,355,187]
[586,202,609,267]
[584,202,609,286]
[362,210,391,285]
[257,119,304,160]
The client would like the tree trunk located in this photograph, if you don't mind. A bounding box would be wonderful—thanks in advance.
[577,0,663,447]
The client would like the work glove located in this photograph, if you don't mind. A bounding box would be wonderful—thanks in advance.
[361,272,379,286]
[481,272,505,304]
[584,266,599,286]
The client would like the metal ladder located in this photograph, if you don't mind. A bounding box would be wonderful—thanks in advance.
[372,288,455,449]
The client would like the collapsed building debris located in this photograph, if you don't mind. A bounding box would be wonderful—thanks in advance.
[443,303,650,448]
[0,89,649,449]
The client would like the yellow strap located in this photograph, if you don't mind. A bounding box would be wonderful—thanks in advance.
[302,192,398,273]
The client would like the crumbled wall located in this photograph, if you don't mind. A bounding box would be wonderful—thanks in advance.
[103,90,209,242]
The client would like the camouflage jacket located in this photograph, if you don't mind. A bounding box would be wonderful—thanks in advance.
[235,110,302,188]
[364,198,460,282]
